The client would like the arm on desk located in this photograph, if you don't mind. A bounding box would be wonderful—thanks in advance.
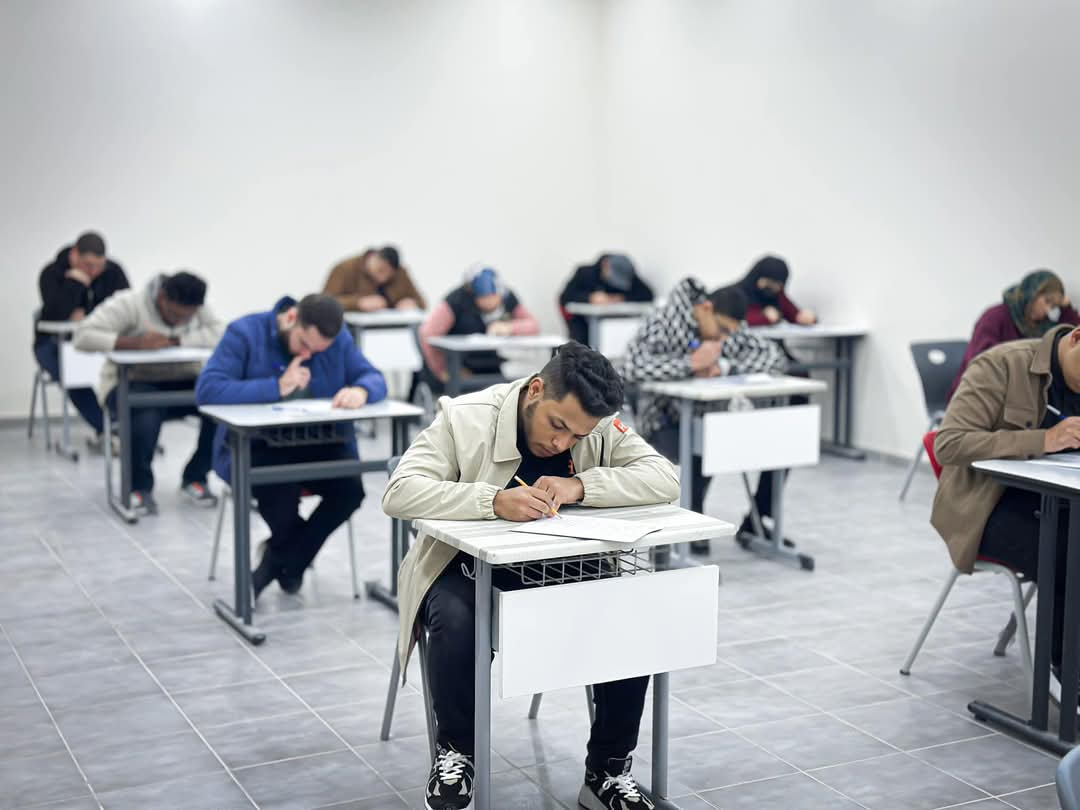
[508,303,540,336]
[342,330,388,403]
[382,409,502,520]
[935,354,1046,465]
[72,290,137,352]
[195,323,280,405]
[577,427,680,507]
[178,303,225,348]
[419,302,455,378]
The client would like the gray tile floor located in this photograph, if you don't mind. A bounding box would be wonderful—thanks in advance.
[1,422,1064,809]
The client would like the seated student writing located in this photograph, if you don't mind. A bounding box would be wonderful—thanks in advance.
[619,279,788,553]
[74,271,223,514]
[948,269,1080,401]
[934,322,1080,705]
[322,245,426,312]
[418,264,540,388]
[34,230,130,448]
[383,342,678,810]
[196,294,386,598]
[735,254,817,327]
[559,252,654,345]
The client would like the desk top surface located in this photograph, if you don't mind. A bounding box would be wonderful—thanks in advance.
[199,398,424,428]
[747,323,868,339]
[563,302,655,317]
[36,320,78,335]
[641,374,827,402]
[415,503,733,564]
[973,459,1080,493]
[107,347,214,364]
[344,310,426,328]
[427,334,567,352]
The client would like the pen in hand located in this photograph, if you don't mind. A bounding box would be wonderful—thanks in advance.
[1048,404,1067,422]
[513,475,560,518]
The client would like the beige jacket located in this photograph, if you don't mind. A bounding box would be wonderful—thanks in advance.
[383,378,681,678]
[931,326,1063,572]
[73,275,224,401]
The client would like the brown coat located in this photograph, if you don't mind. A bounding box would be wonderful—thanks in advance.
[322,253,426,310]
[931,326,1066,572]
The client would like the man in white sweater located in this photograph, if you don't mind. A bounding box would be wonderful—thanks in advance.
[75,271,224,514]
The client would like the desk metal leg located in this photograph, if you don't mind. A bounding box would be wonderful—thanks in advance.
[736,469,815,571]
[448,352,463,397]
[821,337,865,461]
[647,671,680,810]
[108,367,138,523]
[474,560,493,810]
[587,315,599,350]
[656,400,695,569]
[366,417,410,613]
[214,431,265,645]
[54,337,77,462]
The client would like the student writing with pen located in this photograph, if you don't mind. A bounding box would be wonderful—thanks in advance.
[382,341,679,810]
[195,294,386,600]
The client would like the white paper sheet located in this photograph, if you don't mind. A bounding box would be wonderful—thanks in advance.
[508,515,661,544]
[1025,451,1080,469]
[271,400,334,416]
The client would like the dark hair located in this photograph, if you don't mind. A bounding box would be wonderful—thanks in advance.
[377,245,401,270]
[162,271,207,307]
[297,293,344,339]
[538,341,624,419]
[74,231,106,256]
[707,285,748,321]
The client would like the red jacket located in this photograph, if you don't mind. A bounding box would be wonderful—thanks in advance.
[745,291,801,326]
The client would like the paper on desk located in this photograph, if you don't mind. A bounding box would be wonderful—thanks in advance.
[723,373,775,384]
[1026,451,1080,469]
[508,515,661,544]
[271,400,334,416]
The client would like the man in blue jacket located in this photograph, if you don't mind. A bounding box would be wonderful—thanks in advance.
[196,294,387,598]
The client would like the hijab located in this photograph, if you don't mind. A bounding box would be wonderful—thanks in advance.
[737,255,790,306]
[1003,269,1064,338]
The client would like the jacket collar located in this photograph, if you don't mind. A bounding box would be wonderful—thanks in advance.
[1031,324,1075,376]
[492,378,530,463]
[268,296,297,343]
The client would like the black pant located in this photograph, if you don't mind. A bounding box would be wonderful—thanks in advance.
[566,316,589,346]
[647,422,784,519]
[34,339,104,434]
[422,554,649,767]
[106,381,214,493]
[251,443,365,579]
[979,487,1069,667]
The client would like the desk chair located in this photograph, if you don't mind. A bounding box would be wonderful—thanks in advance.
[899,340,968,500]
[900,432,1036,689]
[28,308,58,448]
[207,479,361,598]
[1058,744,1080,809]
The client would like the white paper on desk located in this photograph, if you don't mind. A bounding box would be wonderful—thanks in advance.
[1026,451,1080,469]
[271,400,334,416]
[508,515,661,544]
[723,373,775,384]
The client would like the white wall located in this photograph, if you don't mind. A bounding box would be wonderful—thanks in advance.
[1,0,604,417]
[598,0,1080,457]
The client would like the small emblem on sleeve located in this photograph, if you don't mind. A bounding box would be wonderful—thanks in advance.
[613,418,630,434]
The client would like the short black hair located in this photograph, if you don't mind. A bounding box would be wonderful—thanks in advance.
[162,271,207,307]
[538,341,624,419]
[377,245,401,270]
[297,293,344,339]
[75,231,106,256]
[707,285,748,321]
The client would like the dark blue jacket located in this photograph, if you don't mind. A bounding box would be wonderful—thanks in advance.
[196,297,387,482]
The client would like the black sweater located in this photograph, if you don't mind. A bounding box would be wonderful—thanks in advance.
[558,260,654,309]
[36,246,129,341]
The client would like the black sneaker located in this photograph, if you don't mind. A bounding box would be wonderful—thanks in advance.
[579,756,654,810]
[426,743,474,810]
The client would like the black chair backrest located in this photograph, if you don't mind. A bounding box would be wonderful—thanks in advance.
[1058,745,1080,810]
[910,340,968,418]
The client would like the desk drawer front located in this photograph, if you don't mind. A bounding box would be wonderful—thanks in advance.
[701,404,820,475]
[495,565,719,698]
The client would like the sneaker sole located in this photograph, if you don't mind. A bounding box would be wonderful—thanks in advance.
[577,784,605,810]
[425,800,471,810]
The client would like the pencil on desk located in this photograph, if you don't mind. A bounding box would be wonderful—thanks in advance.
[513,475,560,517]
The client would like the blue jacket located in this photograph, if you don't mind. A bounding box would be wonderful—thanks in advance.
[196,297,388,483]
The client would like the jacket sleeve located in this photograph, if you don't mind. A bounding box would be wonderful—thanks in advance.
[627,274,654,303]
[577,426,680,507]
[934,353,1046,465]
[342,331,388,402]
[39,266,85,321]
[395,269,426,309]
[723,330,788,374]
[73,291,137,351]
[195,323,280,405]
[323,259,361,310]
[419,301,455,376]
[509,303,540,335]
[179,304,225,348]
[559,267,594,306]
[381,407,503,520]
[778,291,801,322]
[1060,303,1080,326]
[743,304,771,326]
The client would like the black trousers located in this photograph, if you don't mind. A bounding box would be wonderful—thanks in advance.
[251,443,365,579]
[34,339,104,434]
[422,554,649,768]
[979,487,1069,667]
[106,381,215,493]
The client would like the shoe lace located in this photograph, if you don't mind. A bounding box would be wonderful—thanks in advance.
[437,749,469,784]
[601,771,642,800]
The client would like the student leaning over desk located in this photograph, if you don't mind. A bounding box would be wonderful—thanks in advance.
[383,341,678,810]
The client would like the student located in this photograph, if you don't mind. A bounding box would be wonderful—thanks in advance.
[934,322,1080,705]
[323,245,425,312]
[74,271,223,514]
[559,253,654,345]
[418,265,540,386]
[383,342,679,810]
[735,254,817,327]
[619,278,788,553]
[196,294,387,598]
[948,269,1080,401]
[33,231,130,446]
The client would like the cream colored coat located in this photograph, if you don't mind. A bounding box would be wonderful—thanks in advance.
[382,378,681,678]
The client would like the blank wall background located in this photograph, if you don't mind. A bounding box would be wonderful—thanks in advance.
[3,0,1078,459]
